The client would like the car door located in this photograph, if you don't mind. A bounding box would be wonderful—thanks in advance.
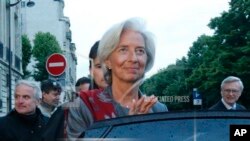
[84,111,250,141]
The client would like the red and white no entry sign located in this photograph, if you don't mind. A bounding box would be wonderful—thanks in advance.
[46,53,67,76]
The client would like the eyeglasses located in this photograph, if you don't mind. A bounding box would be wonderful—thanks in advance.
[223,89,240,94]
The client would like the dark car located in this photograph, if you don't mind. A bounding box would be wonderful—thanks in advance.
[83,111,250,141]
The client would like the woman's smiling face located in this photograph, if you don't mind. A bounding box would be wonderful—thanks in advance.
[105,29,147,83]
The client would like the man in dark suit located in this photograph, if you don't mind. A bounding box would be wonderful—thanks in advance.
[209,76,246,110]
[0,80,48,141]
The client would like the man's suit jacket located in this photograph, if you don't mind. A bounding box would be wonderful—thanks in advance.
[209,100,246,110]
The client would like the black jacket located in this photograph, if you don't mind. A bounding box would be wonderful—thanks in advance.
[42,106,65,140]
[0,108,49,141]
[209,100,246,110]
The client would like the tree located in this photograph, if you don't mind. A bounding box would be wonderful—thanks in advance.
[21,35,32,78]
[186,35,211,70]
[32,32,62,81]
[187,0,250,108]
[141,58,191,111]
[142,0,250,110]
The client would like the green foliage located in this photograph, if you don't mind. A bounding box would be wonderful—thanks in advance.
[187,35,211,70]
[32,32,62,81]
[21,35,32,78]
[142,0,250,111]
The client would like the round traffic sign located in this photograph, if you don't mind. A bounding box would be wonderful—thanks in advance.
[46,53,67,76]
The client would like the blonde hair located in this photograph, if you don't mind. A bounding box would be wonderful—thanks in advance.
[98,18,155,84]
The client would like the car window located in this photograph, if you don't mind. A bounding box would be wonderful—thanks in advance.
[85,111,250,141]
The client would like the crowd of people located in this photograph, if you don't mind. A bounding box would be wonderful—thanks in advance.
[0,18,247,141]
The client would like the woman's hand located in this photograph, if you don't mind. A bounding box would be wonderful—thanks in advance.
[129,95,158,115]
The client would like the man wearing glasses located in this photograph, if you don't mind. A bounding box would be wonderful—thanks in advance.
[209,76,246,110]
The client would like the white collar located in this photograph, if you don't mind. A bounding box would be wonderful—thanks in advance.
[221,98,236,110]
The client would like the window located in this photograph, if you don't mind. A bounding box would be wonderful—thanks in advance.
[0,42,3,59]
[0,66,2,111]
[6,48,12,65]
[21,1,26,8]
[84,111,250,140]
[66,31,72,41]
[15,55,21,71]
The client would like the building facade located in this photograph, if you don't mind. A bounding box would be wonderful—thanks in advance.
[0,0,23,116]
[0,0,77,116]
[21,0,77,102]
